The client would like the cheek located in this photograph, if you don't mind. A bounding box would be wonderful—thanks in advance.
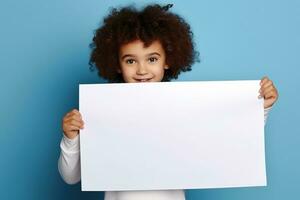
[151,65,165,75]
[120,65,135,77]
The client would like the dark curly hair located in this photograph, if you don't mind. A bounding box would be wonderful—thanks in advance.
[89,3,199,83]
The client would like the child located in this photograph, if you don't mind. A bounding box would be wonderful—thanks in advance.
[58,4,279,200]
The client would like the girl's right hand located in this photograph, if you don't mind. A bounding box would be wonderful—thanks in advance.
[62,109,84,139]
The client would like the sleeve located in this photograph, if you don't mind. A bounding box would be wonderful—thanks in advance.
[264,106,272,125]
[58,134,81,184]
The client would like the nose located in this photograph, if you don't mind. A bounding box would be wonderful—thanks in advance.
[136,63,148,75]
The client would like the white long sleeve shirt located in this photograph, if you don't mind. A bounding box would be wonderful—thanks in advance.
[58,107,272,200]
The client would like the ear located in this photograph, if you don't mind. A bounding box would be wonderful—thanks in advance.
[164,64,169,70]
[117,68,122,73]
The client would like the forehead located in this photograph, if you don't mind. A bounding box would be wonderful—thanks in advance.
[119,40,164,56]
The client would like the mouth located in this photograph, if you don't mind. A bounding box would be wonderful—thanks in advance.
[134,78,153,82]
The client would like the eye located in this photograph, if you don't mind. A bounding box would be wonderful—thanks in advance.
[125,59,136,64]
[148,57,158,63]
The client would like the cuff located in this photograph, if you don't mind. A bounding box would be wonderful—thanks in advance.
[264,105,273,125]
[264,105,273,113]
[60,134,80,153]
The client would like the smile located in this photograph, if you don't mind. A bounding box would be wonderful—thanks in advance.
[134,78,152,82]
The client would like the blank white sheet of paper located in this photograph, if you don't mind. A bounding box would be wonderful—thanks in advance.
[79,80,266,191]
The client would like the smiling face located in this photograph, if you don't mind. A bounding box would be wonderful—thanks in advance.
[118,40,169,83]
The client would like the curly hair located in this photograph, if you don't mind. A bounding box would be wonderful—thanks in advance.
[89,3,199,83]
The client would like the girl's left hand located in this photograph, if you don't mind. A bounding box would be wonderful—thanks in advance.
[259,76,279,109]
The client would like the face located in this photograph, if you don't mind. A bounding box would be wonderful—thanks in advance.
[118,39,169,83]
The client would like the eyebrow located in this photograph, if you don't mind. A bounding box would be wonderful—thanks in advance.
[121,52,161,60]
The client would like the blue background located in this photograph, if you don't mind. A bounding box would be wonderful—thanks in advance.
[0,0,299,199]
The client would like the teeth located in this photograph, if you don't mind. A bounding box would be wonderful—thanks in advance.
[137,79,150,82]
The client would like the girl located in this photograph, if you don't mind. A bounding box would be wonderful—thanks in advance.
[58,4,279,200]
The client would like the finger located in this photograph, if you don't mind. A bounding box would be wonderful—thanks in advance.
[262,80,273,90]
[260,76,269,85]
[63,118,84,129]
[64,125,81,131]
[65,114,83,122]
[64,109,80,118]
[72,109,80,114]
[65,118,84,127]
[64,112,73,118]
[71,109,82,117]
[261,85,274,96]
[64,112,82,122]
[264,90,277,99]
[66,109,80,117]
[68,118,84,127]
[260,79,272,90]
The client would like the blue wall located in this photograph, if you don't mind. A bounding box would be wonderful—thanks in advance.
[0,0,299,199]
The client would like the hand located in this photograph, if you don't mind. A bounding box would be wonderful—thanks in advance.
[259,76,279,109]
[62,109,84,139]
